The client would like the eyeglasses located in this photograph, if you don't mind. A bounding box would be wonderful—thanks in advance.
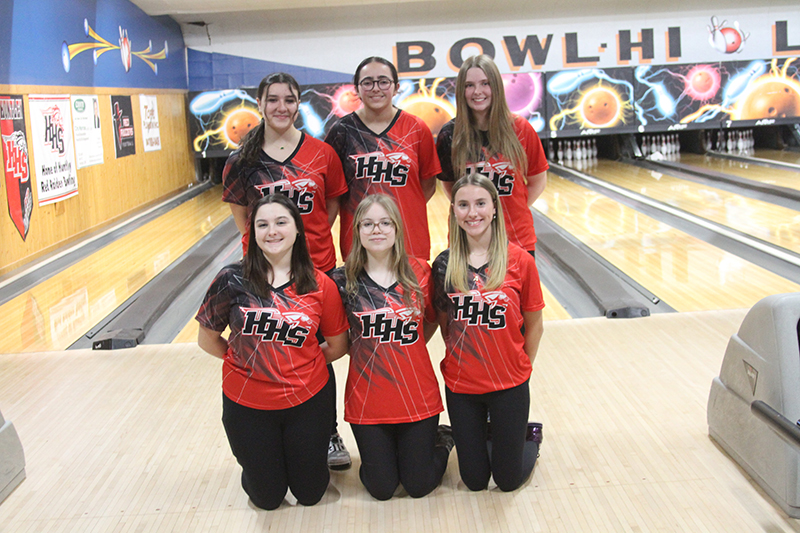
[358,77,394,91]
[359,219,395,232]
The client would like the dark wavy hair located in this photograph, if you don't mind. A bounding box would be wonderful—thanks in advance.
[244,194,318,297]
[239,72,302,165]
[353,56,399,86]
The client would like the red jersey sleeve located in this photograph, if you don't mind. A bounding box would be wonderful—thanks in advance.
[516,247,546,313]
[514,116,550,178]
[411,257,437,324]
[221,151,248,206]
[318,272,349,338]
[196,265,235,332]
[414,115,442,181]
[322,142,348,199]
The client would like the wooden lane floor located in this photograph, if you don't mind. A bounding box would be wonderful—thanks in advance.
[4,309,800,531]
[680,152,800,191]
[171,185,571,345]
[752,148,800,165]
[536,172,800,311]
[579,159,800,252]
[0,185,231,354]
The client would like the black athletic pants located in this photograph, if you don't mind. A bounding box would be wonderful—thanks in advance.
[350,415,449,500]
[445,379,538,492]
[221,377,334,510]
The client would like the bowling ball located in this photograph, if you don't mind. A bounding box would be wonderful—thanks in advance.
[739,81,800,120]
[337,90,361,115]
[225,109,260,145]
[582,88,618,126]
[504,73,536,113]
[720,27,742,54]
[403,101,453,137]
[691,71,713,94]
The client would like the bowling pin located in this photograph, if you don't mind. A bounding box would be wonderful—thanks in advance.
[642,136,649,157]
[591,138,598,158]
[575,139,583,161]
[557,140,564,163]
[565,140,573,162]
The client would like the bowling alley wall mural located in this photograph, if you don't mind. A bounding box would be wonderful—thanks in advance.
[0,0,186,89]
[547,68,636,137]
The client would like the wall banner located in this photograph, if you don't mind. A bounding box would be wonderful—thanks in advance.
[139,95,161,152]
[111,95,136,158]
[71,95,104,169]
[0,94,33,240]
[28,94,79,206]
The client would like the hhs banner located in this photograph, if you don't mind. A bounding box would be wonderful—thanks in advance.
[28,95,79,206]
[0,95,33,240]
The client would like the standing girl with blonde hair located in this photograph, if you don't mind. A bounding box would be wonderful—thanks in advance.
[436,55,548,256]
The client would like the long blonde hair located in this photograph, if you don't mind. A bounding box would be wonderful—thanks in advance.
[452,55,527,181]
[345,194,424,314]
[445,175,508,294]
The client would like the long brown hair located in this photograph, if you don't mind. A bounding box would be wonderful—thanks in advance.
[244,194,318,297]
[452,55,527,181]
[344,194,423,315]
[239,72,302,165]
[445,175,508,294]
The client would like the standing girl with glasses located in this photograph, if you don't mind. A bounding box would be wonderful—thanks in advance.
[436,55,549,257]
[432,175,544,492]
[325,56,441,262]
[196,194,349,510]
[221,72,352,469]
[331,194,454,500]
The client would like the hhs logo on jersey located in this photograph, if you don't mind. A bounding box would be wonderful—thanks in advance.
[355,307,419,345]
[449,290,508,329]
[256,178,317,214]
[351,151,410,186]
[466,161,514,195]
[241,307,311,347]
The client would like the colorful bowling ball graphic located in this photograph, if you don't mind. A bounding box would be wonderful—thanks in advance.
[335,89,361,116]
[739,81,800,120]
[403,101,452,137]
[225,109,260,145]
[504,73,539,115]
[691,71,713,94]
[582,88,618,126]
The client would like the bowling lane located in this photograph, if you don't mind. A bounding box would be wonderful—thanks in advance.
[680,152,800,191]
[582,159,800,251]
[535,172,800,311]
[0,185,231,354]
[752,148,800,166]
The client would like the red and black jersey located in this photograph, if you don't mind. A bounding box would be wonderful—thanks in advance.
[331,258,443,424]
[436,116,549,251]
[196,263,349,410]
[431,244,545,395]
[222,133,347,271]
[324,110,441,260]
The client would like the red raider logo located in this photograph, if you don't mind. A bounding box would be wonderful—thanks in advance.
[354,306,419,345]
[255,178,318,214]
[465,161,515,195]
[42,106,66,155]
[241,307,312,347]
[351,151,411,186]
[2,131,29,183]
[449,290,508,329]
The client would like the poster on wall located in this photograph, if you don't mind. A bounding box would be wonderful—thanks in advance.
[70,95,104,168]
[0,94,33,240]
[139,94,161,152]
[110,95,136,158]
[28,94,79,206]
